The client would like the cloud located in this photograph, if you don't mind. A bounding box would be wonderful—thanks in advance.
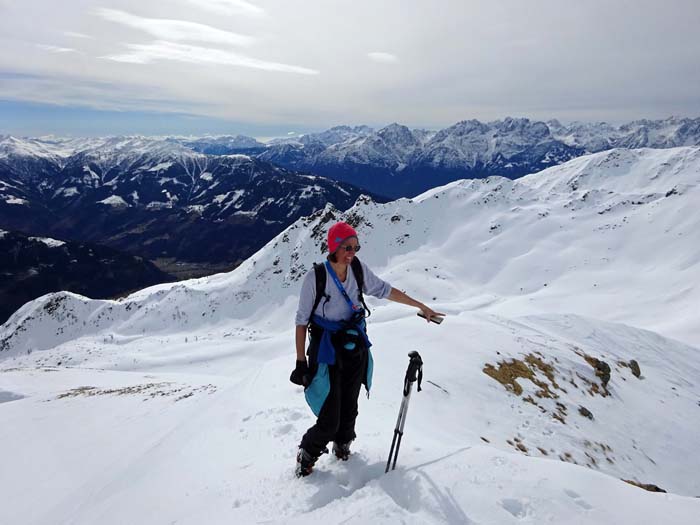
[179,0,265,17]
[0,72,194,114]
[96,8,254,47]
[64,31,93,39]
[1,0,699,133]
[101,40,319,75]
[36,44,79,54]
[367,52,398,64]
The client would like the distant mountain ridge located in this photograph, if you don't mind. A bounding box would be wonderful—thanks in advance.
[257,116,700,197]
[3,117,698,200]
[0,136,379,267]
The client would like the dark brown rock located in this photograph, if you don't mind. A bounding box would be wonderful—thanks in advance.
[579,406,594,420]
[629,360,641,378]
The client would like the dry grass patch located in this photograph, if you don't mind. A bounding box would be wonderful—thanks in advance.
[483,353,562,399]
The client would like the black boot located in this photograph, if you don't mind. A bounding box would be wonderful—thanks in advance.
[295,448,319,477]
[332,441,352,461]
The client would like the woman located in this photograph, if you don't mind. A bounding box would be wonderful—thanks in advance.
[290,221,444,477]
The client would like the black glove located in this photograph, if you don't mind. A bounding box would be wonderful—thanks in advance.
[290,359,310,387]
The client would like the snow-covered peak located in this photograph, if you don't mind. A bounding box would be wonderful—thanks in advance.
[0,135,111,162]
[299,125,375,147]
[376,123,419,146]
[199,135,262,149]
[26,236,66,248]
[66,136,207,177]
[0,135,68,162]
[491,116,551,139]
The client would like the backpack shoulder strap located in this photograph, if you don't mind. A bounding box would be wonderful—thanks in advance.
[351,257,371,317]
[311,262,329,320]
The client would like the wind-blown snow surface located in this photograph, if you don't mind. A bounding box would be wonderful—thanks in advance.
[1,148,700,524]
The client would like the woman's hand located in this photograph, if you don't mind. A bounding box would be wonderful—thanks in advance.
[418,305,445,323]
[290,359,310,386]
[387,288,445,323]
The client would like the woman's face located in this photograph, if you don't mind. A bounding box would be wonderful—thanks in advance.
[336,238,360,265]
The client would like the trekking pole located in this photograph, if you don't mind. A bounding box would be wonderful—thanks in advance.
[385,351,423,473]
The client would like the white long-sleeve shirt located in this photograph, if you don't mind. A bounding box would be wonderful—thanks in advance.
[294,260,392,325]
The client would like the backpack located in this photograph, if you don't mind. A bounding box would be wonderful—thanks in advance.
[310,257,371,320]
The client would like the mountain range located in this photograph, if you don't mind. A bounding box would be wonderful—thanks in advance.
[260,117,700,197]
[1,146,698,523]
[0,136,377,269]
[3,117,699,202]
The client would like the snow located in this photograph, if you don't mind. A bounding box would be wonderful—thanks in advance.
[219,190,245,212]
[4,196,28,205]
[54,187,79,198]
[146,201,171,209]
[82,165,100,180]
[147,161,175,172]
[1,147,699,523]
[199,172,213,181]
[28,236,66,248]
[97,195,129,207]
[157,177,186,186]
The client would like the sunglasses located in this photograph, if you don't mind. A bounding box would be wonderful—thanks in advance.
[340,244,361,253]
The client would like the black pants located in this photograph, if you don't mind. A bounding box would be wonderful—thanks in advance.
[300,344,367,457]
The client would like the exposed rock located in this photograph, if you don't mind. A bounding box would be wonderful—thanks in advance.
[579,352,612,393]
[629,359,642,378]
[579,406,594,420]
[622,479,667,493]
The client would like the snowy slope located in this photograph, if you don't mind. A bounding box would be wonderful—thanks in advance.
[1,147,699,524]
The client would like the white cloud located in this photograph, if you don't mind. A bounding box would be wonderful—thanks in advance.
[96,8,255,47]
[1,1,699,130]
[64,31,93,39]
[179,0,265,17]
[101,40,319,75]
[367,52,398,64]
[36,44,79,54]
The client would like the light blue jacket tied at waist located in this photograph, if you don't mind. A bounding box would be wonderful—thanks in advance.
[304,313,374,416]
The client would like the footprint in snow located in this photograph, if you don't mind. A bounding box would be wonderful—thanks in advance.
[564,488,593,510]
[273,423,294,437]
[500,498,530,519]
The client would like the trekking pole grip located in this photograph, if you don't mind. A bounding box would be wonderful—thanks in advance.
[403,351,423,396]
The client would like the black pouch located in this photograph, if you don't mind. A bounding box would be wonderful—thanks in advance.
[332,310,366,352]
[332,327,363,351]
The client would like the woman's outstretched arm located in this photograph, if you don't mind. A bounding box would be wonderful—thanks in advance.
[387,287,445,322]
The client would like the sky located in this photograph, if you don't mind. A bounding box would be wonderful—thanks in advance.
[1,0,699,137]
